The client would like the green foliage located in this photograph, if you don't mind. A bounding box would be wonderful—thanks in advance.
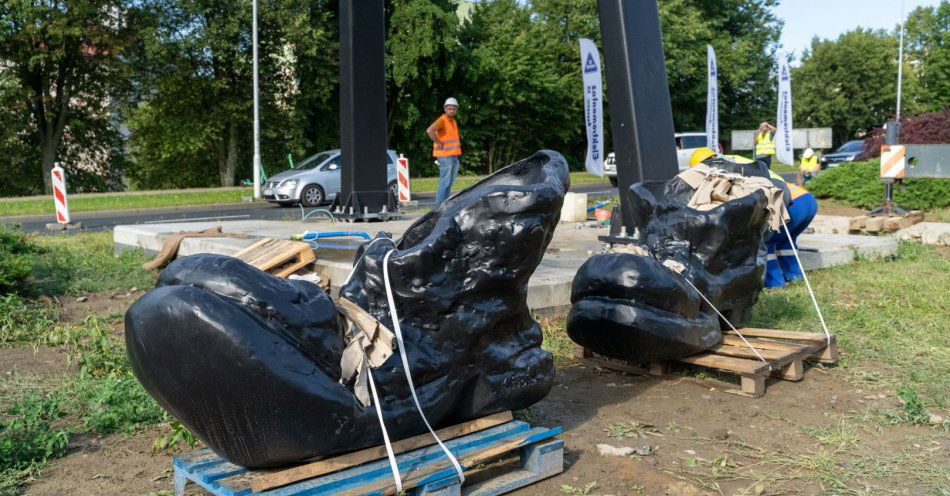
[0,394,69,473]
[0,225,42,294]
[151,417,197,453]
[82,375,165,435]
[903,2,950,112]
[0,294,57,347]
[807,160,950,210]
[793,29,922,145]
[894,388,931,425]
[0,0,134,195]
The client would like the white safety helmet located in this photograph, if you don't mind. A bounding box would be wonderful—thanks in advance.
[444,97,459,108]
[803,148,815,158]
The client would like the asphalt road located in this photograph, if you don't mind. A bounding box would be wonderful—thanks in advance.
[4,183,618,234]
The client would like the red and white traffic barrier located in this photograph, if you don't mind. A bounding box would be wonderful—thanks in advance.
[396,154,411,202]
[51,163,71,224]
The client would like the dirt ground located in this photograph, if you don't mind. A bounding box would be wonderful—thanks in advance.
[8,292,946,496]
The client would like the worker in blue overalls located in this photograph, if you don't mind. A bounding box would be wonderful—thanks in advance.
[689,147,818,288]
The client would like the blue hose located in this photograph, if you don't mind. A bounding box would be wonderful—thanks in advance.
[295,231,371,242]
[587,200,611,213]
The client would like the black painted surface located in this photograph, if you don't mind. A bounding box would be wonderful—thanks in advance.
[124,151,569,468]
[567,175,771,363]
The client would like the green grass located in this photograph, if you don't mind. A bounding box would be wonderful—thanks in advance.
[0,189,251,217]
[29,232,154,296]
[0,172,611,217]
[542,242,950,409]
[748,241,949,408]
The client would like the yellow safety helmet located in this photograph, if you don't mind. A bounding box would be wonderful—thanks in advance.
[689,147,717,167]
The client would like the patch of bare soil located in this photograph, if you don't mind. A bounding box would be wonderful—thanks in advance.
[22,361,941,495]
[24,427,196,496]
[0,347,73,377]
[817,203,865,218]
[56,289,145,324]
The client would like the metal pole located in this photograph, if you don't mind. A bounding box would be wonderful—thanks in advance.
[896,0,905,121]
[597,0,678,239]
[252,0,261,199]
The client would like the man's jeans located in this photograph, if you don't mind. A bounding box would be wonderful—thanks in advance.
[435,156,460,206]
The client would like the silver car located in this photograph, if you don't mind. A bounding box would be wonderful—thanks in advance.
[263,149,399,207]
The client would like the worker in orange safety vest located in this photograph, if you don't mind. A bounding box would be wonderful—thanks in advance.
[427,97,462,206]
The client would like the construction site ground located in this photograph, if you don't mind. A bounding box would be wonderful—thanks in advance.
[2,226,947,496]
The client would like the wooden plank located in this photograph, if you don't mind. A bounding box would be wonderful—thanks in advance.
[573,344,592,359]
[725,328,830,343]
[676,352,771,375]
[772,360,804,381]
[336,427,559,496]
[706,344,795,362]
[582,356,649,376]
[720,335,812,353]
[740,375,765,397]
[648,361,670,376]
[233,238,272,258]
[257,242,307,271]
[272,249,316,278]
[247,411,514,492]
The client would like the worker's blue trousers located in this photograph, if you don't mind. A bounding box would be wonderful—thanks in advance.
[766,193,818,288]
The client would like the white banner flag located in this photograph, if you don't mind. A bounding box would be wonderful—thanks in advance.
[580,38,604,176]
[705,45,718,150]
[775,52,794,164]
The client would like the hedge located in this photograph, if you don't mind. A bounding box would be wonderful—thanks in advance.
[807,159,950,210]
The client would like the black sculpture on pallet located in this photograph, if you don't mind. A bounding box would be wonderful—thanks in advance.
[125,151,568,468]
[567,176,772,363]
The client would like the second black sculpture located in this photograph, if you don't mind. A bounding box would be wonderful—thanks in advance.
[567,174,772,363]
[124,151,568,468]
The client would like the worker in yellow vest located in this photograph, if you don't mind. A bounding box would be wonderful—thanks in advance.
[690,147,817,288]
[799,148,820,183]
[753,122,776,168]
[427,97,462,206]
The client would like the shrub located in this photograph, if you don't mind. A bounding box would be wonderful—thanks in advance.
[82,374,165,435]
[859,110,950,160]
[0,225,42,295]
[808,159,950,209]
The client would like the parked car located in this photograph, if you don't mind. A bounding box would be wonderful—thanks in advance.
[263,149,399,207]
[820,140,864,169]
[603,132,721,186]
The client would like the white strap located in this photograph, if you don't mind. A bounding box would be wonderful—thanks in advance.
[779,209,833,346]
[382,249,466,485]
[342,238,402,490]
[678,274,770,366]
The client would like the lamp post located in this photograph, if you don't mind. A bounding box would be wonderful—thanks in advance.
[252,0,261,199]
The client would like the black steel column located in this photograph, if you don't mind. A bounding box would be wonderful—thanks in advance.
[333,0,395,220]
[598,0,678,235]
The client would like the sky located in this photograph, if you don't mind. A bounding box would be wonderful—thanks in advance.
[775,0,942,61]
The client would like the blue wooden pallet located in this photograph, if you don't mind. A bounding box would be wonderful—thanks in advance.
[172,420,563,496]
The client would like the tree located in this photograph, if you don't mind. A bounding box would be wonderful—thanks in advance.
[0,0,133,194]
[792,29,919,146]
[124,0,340,189]
[903,2,949,112]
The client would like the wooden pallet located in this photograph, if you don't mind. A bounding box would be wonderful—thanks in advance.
[234,238,316,278]
[576,327,838,398]
[849,211,923,234]
[171,414,564,496]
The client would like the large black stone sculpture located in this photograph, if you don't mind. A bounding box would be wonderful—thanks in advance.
[125,151,568,468]
[567,174,771,363]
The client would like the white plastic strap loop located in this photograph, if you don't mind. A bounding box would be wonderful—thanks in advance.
[382,249,466,485]
[779,206,833,346]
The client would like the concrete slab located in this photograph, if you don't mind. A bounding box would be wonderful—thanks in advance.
[114,218,898,314]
